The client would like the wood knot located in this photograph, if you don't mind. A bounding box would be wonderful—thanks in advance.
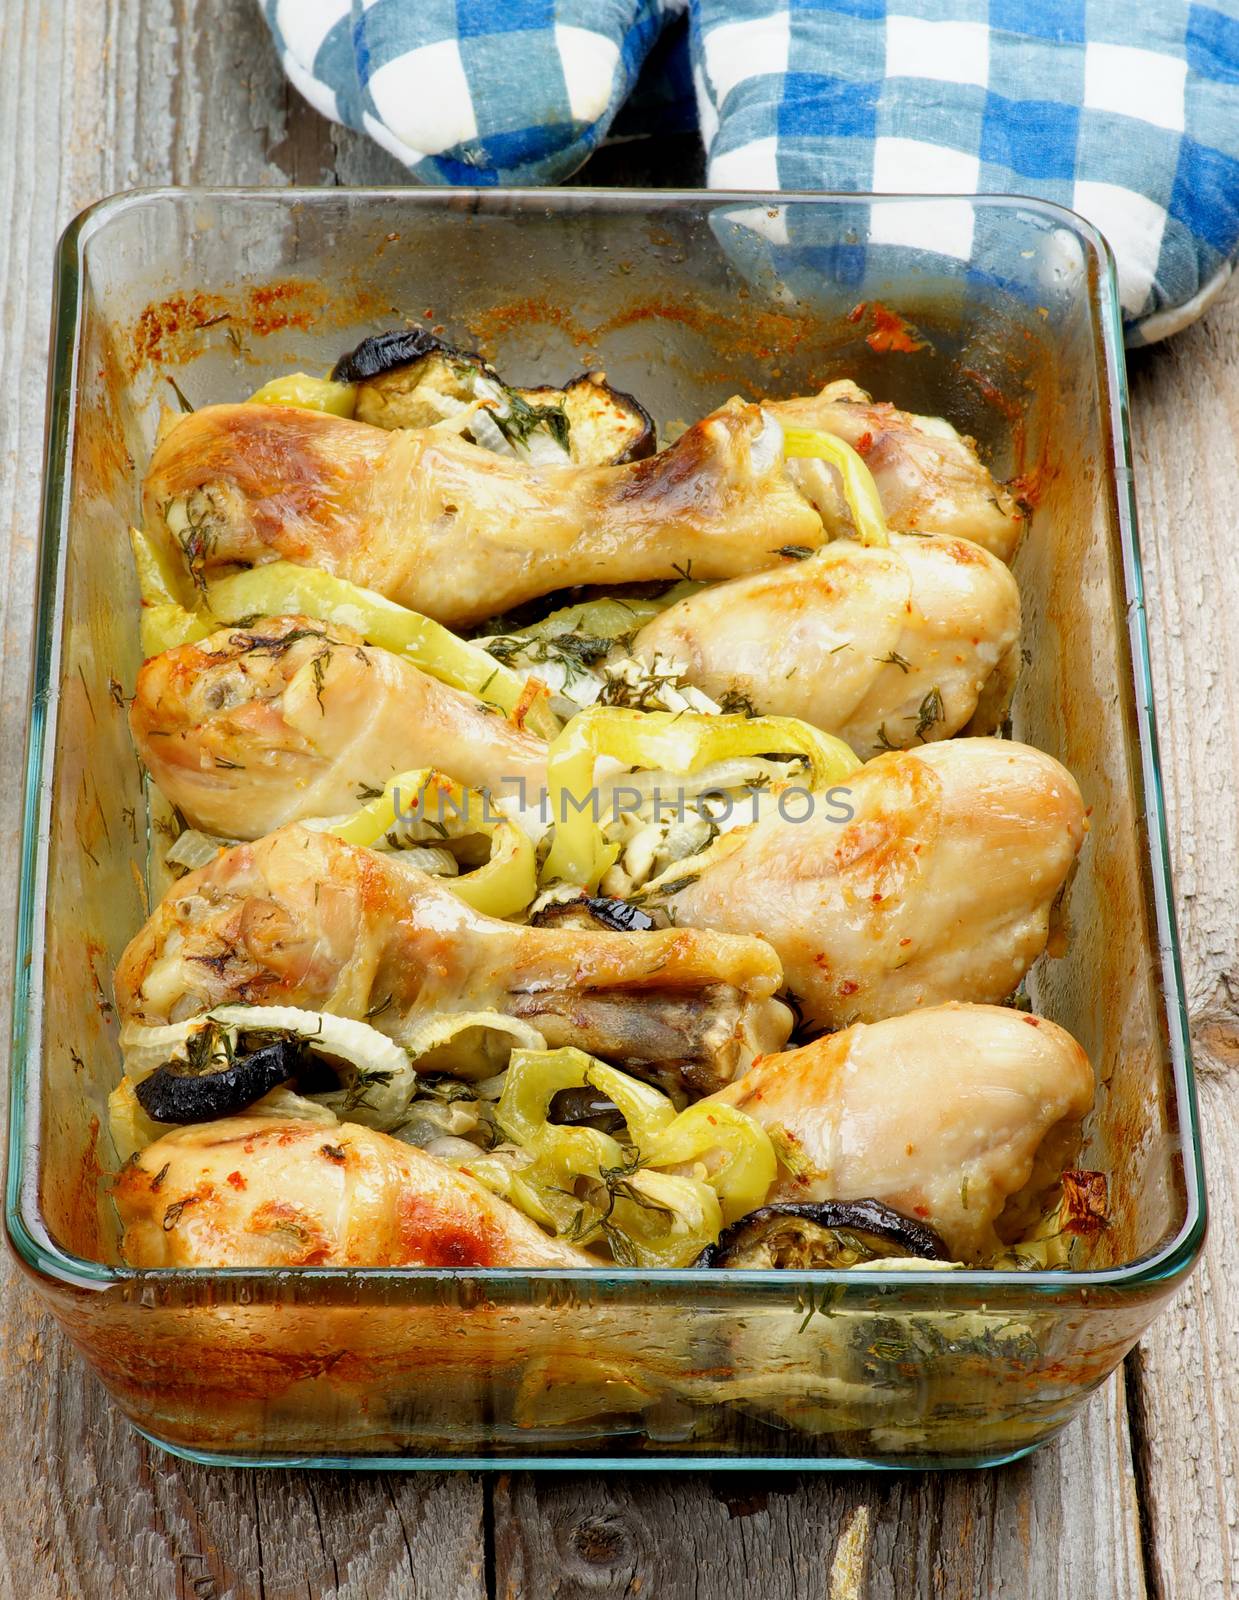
[570,1514,630,1567]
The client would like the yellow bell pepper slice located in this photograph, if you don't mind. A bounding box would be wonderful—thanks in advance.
[512,580,704,647]
[641,1101,777,1227]
[541,705,861,889]
[471,1046,774,1267]
[247,372,357,417]
[782,425,889,547]
[498,1047,676,1155]
[129,527,213,656]
[325,768,536,920]
[204,562,558,736]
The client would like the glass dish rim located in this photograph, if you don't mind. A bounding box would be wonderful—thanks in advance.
[6,184,1206,1301]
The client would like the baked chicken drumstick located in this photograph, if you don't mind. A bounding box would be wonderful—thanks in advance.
[142,401,823,628]
[115,825,792,1097]
[708,1002,1094,1260]
[648,737,1086,1031]
[131,614,548,839]
[633,531,1020,755]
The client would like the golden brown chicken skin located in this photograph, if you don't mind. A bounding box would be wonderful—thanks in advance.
[142,402,824,628]
[767,381,1023,561]
[633,532,1020,755]
[131,615,548,839]
[708,1003,1094,1260]
[115,826,791,1096]
[116,1116,589,1268]
[652,737,1086,1031]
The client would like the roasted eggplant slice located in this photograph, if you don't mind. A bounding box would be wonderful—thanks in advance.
[696,1199,951,1269]
[514,373,655,465]
[547,1087,628,1135]
[342,334,509,435]
[135,1038,303,1124]
[332,328,655,465]
[531,893,655,933]
[331,328,449,385]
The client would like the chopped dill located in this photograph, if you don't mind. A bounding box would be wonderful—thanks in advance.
[166,376,194,413]
[311,649,332,712]
[911,685,944,741]
[718,688,758,717]
[485,631,611,692]
[646,873,697,897]
[340,1067,397,1114]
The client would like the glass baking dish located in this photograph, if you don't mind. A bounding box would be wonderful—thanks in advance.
[6,187,1205,1469]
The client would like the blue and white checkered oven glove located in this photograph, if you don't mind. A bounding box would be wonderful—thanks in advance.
[258,0,1239,343]
[689,0,1239,343]
[260,0,684,184]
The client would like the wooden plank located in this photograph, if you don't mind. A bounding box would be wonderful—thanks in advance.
[493,1379,1146,1600]
[0,4,484,1598]
[1122,299,1239,1600]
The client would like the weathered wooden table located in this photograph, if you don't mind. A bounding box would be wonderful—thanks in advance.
[1,6,1234,1596]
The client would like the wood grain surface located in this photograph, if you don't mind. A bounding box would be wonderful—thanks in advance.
[0,3,1233,1596]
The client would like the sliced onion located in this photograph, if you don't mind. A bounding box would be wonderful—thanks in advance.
[398,1011,547,1081]
[120,1005,415,1129]
[165,828,232,871]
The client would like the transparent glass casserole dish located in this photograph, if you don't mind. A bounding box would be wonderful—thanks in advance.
[6,187,1205,1470]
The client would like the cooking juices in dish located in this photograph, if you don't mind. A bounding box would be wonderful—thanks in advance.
[114,326,1103,1276]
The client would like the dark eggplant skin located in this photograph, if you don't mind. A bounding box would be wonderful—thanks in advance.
[135,1039,303,1124]
[696,1199,951,1269]
[584,896,655,933]
[331,328,457,384]
[547,1087,627,1135]
[531,895,655,934]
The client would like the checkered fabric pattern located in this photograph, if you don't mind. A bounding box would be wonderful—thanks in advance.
[691,0,1239,341]
[258,1,1239,342]
[261,0,683,185]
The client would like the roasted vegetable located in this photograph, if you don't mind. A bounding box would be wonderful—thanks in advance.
[781,426,889,547]
[530,894,655,933]
[136,1037,302,1124]
[325,768,538,921]
[247,373,356,416]
[696,1199,951,1269]
[121,1005,417,1130]
[333,328,653,466]
[453,1045,777,1266]
[128,528,560,739]
[547,1086,627,1134]
[332,327,451,386]
[541,705,861,890]
[987,1169,1110,1270]
[514,373,655,465]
